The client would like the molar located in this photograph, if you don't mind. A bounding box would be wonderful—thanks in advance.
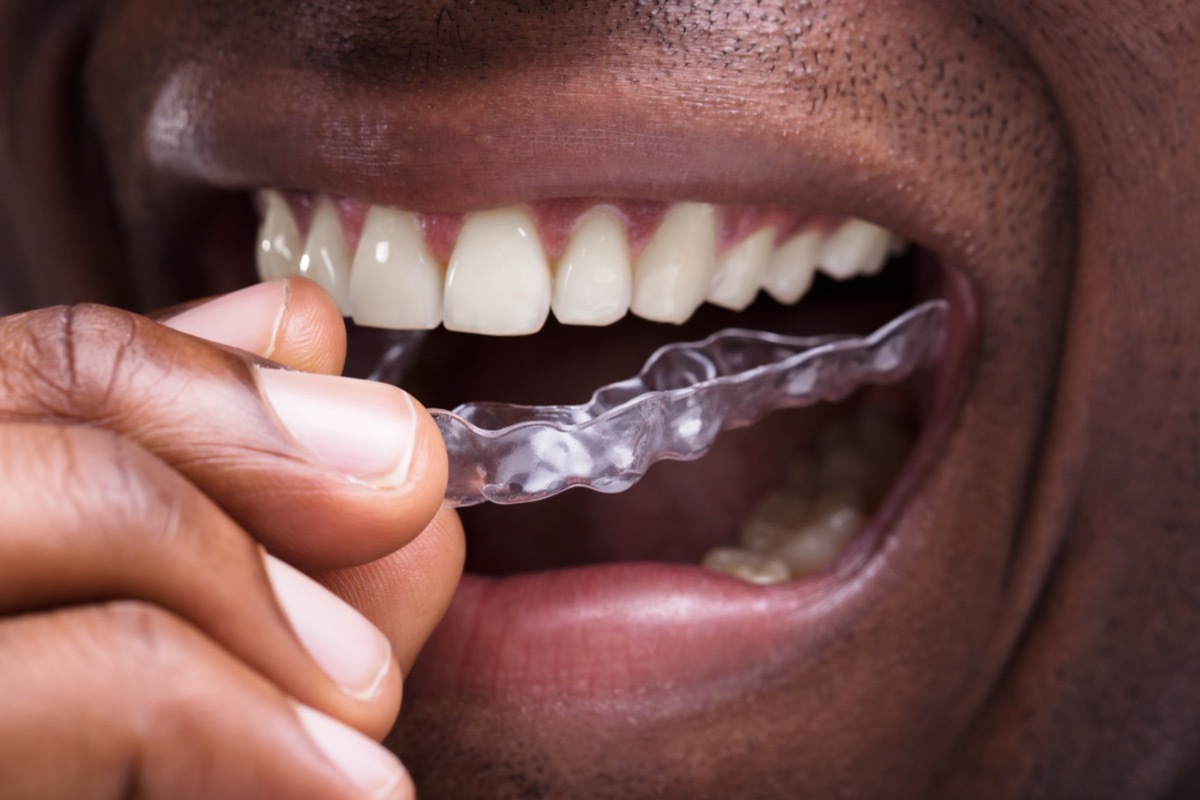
[443,207,552,336]
[349,207,443,330]
[552,210,632,326]
[630,202,718,324]
[707,410,912,584]
[701,548,792,586]
[750,494,866,578]
[300,198,353,314]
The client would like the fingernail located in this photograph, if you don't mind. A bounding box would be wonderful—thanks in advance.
[295,704,411,800]
[256,368,419,485]
[265,555,393,701]
[163,280,288,358]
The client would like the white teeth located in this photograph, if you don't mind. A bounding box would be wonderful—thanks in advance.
[300,198,354,315]
[349,207,443,330]
[630,202,718,324]
[818,218,894,280]
[258,194,908,333]
[762,229,821,304]
[706,227,776,311]
[701,548,792,586]
[552,210,632,326]
[256,190,302,282]
[757,495,866,578]
[703,409,912,585]
[729,489,867,582]
[443,207,552,336]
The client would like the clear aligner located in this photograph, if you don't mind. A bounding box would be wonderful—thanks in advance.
[430,300,948,507]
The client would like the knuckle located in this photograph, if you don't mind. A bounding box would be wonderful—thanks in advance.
[0,304,141,421]
[56,427,188,545]
[93,601,252,746]
[95,600,197,678]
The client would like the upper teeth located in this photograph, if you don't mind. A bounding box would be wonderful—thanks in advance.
[256,191,907,335]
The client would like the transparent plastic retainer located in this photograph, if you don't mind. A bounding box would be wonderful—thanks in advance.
[370,300,948,507]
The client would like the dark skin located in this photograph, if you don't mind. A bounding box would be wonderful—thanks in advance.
[0,1,1197,798]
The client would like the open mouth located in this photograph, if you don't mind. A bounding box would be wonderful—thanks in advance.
[61,0,1083,789]
[246,188,979,697]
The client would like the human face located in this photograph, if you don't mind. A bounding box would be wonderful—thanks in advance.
[2,1,1197,797]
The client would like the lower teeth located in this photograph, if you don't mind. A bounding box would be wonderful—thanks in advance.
[700,548,792,585]
[702,410,913,585]
[361,301,935,582]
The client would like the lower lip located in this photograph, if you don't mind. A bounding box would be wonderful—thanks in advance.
[406,265,980,706]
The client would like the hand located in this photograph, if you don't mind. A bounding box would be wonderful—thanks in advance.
[0,278,463,799]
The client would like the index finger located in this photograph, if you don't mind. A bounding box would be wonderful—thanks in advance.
[0,302,446,571]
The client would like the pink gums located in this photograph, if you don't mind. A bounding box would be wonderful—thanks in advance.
[280,193,850,265]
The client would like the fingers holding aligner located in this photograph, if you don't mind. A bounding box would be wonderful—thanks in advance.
[0,421,401,738]
[0,299,447,570]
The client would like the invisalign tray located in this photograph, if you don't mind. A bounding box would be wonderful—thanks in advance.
[416,300,948,507]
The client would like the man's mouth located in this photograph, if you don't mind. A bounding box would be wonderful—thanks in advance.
[64,0,1081,789]
[249,187,978,695]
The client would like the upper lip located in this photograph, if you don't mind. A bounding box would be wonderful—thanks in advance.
[138,65,994,302]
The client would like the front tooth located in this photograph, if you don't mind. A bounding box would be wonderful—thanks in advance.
[349,207,443,330]
[256,190,302,282]
[552,210,632,326]
[761,229,820,304]
[443,207,551,336]
[630,202,717,324]
[706,227,775,311]
[300,198,353,314]
[818,219,893,280]
[702,547,791,585]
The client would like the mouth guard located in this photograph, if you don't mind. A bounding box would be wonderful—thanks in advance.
[420,300,948,507]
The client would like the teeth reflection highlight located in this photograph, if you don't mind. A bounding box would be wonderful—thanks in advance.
[443,207,552,336]
[707,226,775,311]
[350,207,443,330]
[256,190,302,282]
[301,198,353,315]
[630,202,717,324]
[552,210,632,326]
